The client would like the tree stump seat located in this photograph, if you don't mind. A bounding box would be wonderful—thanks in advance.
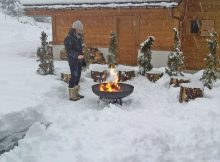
[179,83,204,103]
[61,72,71,83]
[146,71,163,82]
[119,70,135,82]
[170,76,190,87]
[91,70,107,82]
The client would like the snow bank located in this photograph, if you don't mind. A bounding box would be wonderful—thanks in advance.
[0,12,52,114]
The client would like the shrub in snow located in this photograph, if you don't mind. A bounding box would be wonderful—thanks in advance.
[37,31,54,75]
[201,31,218,89]
[82,45,90,69]
[138,36,155,76]
[107,32,118,67]
[0,0,24,17]
[165,28,184,76]
[81,33,90,69]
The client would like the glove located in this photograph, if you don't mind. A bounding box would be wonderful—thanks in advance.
[82,59,87,67]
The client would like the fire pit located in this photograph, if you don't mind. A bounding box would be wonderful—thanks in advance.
[92,83,134,105]
[92,67,134,105]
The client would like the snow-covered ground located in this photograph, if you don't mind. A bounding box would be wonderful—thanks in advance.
[1,12,220,162]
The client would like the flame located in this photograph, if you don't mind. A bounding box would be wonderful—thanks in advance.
[99,67,120,92]
[100,82,120,92]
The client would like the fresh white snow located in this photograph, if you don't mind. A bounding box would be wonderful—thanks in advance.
[180,82,204,89]
[170,76,190,80]
[20,0,178,8]
[20,0,174,5]
[0,11,220,162]
[146,70,163,74]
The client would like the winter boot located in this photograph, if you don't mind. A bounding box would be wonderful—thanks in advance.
[76,85,84,99]
[69,87,80,101]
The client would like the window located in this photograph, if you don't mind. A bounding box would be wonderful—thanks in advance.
[190,20,200,34]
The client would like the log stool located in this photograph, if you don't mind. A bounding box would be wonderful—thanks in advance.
[119,71,135,82]
[170,76,190,87]
[146,71,163,82]
[179,83,204,103]
[61,72,71,83]
[91,70,107,82]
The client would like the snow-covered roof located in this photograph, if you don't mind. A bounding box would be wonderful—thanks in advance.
[20,0,179,9]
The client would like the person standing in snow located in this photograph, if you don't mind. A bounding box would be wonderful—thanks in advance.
[64,20,85,101]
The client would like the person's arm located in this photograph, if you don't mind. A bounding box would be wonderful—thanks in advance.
[64,36,78,60]
[77,37,84,60]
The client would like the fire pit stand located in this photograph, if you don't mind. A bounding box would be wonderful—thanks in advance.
[92,83,134,105]
[99,97,123,105]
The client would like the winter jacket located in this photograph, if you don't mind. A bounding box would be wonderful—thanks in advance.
[64,32,83,61]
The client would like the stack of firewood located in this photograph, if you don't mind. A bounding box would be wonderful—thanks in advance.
[91,70,107,82]
[89,48,106,64]
[60,49,68,60]
[146,71,163,82]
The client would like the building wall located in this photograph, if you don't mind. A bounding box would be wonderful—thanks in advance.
[25,1,220,69]
[181,0,220,69]
[27,8,178,65]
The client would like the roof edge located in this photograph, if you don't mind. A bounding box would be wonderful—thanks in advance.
[23,2,179,9]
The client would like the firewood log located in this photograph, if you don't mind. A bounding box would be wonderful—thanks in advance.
[179,83,204,103]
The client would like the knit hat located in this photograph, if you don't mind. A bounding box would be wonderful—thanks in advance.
[72,20,83,31]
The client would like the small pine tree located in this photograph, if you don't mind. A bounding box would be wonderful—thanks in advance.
[201,31,218,89]
[47,50,54,75]
[37,31,54,75]
[81,33,90,69]
[107,32,118,67]
[37,31,48,75]
[138,36,155,76]
[165,28,184,76]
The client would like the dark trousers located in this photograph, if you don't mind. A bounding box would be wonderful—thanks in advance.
[68,57,82,88]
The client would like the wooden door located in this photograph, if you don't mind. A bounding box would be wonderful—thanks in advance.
[116,16,136,65]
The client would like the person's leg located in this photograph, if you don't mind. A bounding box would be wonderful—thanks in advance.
[76,62,84,98]
[68,59,78,88]
[76,62,82,85]
[68,58,80,101]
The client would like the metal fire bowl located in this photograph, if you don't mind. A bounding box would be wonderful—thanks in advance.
[92,83,134,99]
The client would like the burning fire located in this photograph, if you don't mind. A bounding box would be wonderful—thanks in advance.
[100,82,120,92]
[99,68,120,92]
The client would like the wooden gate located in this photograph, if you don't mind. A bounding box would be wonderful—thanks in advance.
[116,16,136,65]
